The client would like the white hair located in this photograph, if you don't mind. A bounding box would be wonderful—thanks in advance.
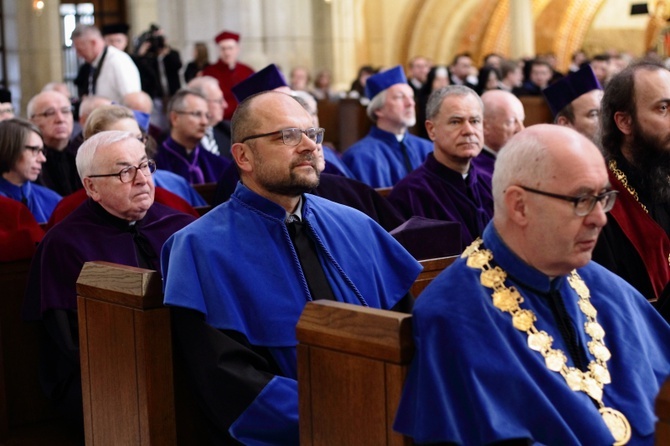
[76,130,137,179]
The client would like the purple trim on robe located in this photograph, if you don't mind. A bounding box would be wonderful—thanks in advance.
[156,136,230,185]
[388,153,493,249]
[22,199,195,320]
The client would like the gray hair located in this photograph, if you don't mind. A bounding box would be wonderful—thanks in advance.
[71,24,101,40]
[492,131,551,215]
[187,75,221,96]
[366,90,387,123]
[426,85,483,120]
[167,88,207,115]
[76,130,137,179]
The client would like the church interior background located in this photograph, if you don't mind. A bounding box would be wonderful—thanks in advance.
[4,0,670,114]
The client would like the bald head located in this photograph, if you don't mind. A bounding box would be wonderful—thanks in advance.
[123,91,153,114]
[492,124,609,277]
[481,90,525,152]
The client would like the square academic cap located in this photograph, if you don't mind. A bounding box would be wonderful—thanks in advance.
[215,30,240,44]
[390,216,462,260]
[231,64,288,102]
[365,65,408,99]
[542,65,602,117]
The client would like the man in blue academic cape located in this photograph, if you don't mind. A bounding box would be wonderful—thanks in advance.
[388,85,494,250]
[161,91,421,445]
[394,124,670,445]
[342,65,433,187]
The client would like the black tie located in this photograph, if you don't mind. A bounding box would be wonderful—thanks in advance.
[399,140,413,174]
[88,64,96,95]
[128,224,156,270]
[546,288,589,372]
[286,217,336,301]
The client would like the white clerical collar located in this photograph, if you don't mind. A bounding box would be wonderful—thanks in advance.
[286,196,304,222]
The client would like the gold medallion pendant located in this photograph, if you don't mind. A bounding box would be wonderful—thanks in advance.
[599,407,631,445]
[463,238,632,445]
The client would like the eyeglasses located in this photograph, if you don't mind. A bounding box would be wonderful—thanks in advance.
[518,185,618,217]
[24,145,46,156]
[241,127,325,146]
[88,160,157,183]
[174,110,212,120]
[31,105,74,119]
[0,106,14,115]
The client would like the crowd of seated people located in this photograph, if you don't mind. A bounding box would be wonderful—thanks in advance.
[2,20,670,445]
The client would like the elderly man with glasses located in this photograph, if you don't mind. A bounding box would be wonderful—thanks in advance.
[23,130,195,439]
[156,88,230,184]
[394,124,670,445]
[27,90,82,196]
[161,91,421,445]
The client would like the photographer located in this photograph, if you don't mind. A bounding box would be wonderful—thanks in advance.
[135,24,182,101]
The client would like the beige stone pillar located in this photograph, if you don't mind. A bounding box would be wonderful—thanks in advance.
[509,0,535,59]
[16,0,62,112]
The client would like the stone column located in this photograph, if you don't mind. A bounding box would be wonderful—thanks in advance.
[509,0,535,59]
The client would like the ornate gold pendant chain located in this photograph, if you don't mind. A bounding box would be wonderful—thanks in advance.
[608,159,648,214]
[462,239,631,445]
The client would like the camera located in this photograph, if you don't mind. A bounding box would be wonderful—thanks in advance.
[135,24,164,55]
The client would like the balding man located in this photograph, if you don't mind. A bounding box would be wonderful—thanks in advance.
[474,89,525,175]
[543,65,603,143]
[71,24,141,103]
[388,85,493,249]
[187,75,231,158]
[394,124,670,445]
[28,91,81,195]
[161,91,420,444]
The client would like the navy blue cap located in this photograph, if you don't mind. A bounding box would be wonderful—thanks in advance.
[365,65,407,99]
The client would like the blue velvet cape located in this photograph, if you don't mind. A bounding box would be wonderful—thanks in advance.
[394,223,670,445]
[342,126,433,188]
[388,153,493,249]
[162,183,421,444]
[0,177,61,223]
[156,136,230,185]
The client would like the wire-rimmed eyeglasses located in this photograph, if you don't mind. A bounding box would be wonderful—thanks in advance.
[518,185,618,217]
[88,160,157,183]
[241,127,325,146]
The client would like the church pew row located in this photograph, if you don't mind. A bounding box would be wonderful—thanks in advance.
[0,259,79,445]
[192,183,217,207]
[317,98,372,153]
[519,95,553,127]
[78,257,670,445]
[74,255,454,445]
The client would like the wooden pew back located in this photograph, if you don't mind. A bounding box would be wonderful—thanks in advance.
[296,301,413,446]
[519,96,553,127]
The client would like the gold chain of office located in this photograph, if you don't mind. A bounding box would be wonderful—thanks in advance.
[608,159,648,214]
[461,238,631,445]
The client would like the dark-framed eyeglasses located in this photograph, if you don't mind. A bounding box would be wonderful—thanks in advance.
[31,105,74,119]
[241,127,325,146]
[24,145,46,156]
[174,110,212,120]
[88,159,157,184]
[518,185,618,217]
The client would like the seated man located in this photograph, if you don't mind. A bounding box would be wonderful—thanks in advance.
[161,91,421,444]
[389,85,493,249]
[542,64,603,143]
[394,124,670,445]
[342,65,433,187]
[156,88,230,184]
[22,131,195,434]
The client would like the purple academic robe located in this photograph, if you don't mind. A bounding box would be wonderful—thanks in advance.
[472,147,496,178]
[22,199,195,426]
[156,136,230,185]
[388,153,494,249]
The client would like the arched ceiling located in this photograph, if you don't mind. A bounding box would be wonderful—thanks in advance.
[397,0,606,71]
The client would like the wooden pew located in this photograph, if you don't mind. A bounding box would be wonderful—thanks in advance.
[75,255,454,445]
[297,301,414,445]
[0,259,79,444]
[375,186,393,198]
[656,377,670,444]
[318,98,372,153]
[76,261,209,446]
[519,96,554,127]
[412,255,458,297]
[192,182,218,206]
